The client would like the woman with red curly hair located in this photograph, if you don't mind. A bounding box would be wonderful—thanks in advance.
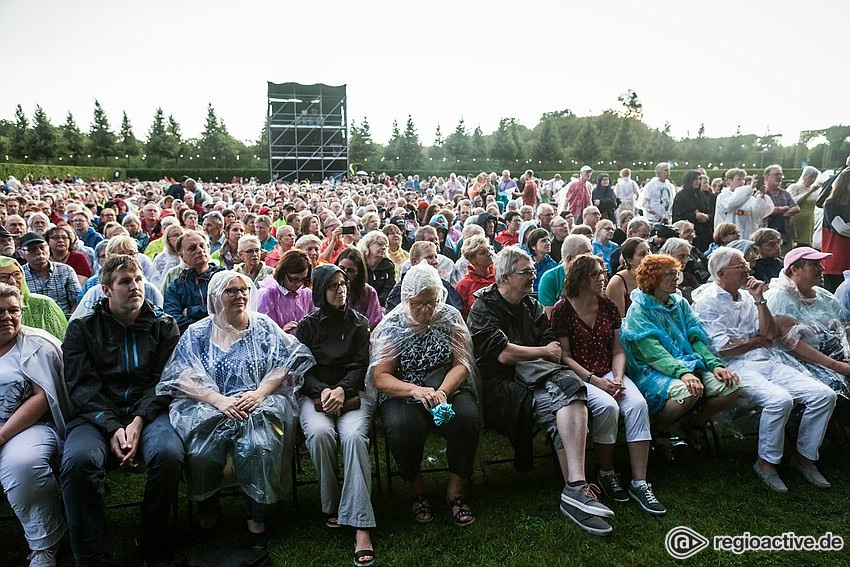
[620,254,742,463]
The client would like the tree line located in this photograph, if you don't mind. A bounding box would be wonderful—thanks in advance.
[2,92,848,177]
[0,101,265,170]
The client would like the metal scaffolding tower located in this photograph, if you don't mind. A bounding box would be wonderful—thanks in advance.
[267,82,348,182]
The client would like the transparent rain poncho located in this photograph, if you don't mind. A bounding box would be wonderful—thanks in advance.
[158,270,316,504]
[765,271,850,398]
[367,263,480,413]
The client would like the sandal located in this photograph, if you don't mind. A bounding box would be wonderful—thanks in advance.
[447,496,475,527]
[651,431,676,464]
[411,493,434,524]
[326,514,341,529]
[353,549,376,567]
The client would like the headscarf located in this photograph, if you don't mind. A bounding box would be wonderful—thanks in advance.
[311,264,347,312]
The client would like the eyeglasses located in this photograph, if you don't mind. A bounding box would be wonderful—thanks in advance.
[588,270,606,279]
[0,307,22,317]
[48,235,70,241]
[285,273,310,285]
[663,269,683,279]
[327,281,349,292]
[240,248,261,256]
[222,287,250,298]
[0,272,23,282]
[409,299,437,310]
[726,262,751,271]
[513,269,537,278]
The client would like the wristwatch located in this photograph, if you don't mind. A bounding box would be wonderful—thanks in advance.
[754,299,767,306]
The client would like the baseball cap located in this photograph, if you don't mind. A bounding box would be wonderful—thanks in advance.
[19,232,47,250]
[783,246,831,270]
[580,165,593,173]
[0,226,12,238]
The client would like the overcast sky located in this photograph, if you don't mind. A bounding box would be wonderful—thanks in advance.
[2,0,846,148]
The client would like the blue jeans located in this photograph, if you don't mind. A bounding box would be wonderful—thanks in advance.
[60,414,184,565]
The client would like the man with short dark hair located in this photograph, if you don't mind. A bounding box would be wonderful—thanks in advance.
[61,255,183,567]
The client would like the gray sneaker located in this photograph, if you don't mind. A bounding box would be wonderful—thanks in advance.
[598,472,629,503]
[628,483,666,516]
[27,548,58,567]
[789,458,831,489]
[752,462,788,493]
[560,482,614,518]
[559,501,613,536]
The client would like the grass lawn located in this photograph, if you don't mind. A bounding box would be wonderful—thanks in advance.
[2,422,848,567]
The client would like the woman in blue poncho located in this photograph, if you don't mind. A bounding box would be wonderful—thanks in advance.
[620,254,741,462]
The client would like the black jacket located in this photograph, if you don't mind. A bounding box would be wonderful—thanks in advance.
[367,257,396,307]
[466,285,554,472]
[672,187,714,253]
[63,299,180,436]
[296,264,370,398]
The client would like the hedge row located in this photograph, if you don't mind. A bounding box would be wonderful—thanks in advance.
[1,163,124,183]
[2,163,807,188]
[126,168,270,183]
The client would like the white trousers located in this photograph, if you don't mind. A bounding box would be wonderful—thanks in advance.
[585,373,651,445]
[730,357,837,463]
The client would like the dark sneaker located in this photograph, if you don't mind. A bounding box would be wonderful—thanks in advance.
[560,482,614,518]
[628,483,666,516]
[598,472,629,503]
[559,501,613,536]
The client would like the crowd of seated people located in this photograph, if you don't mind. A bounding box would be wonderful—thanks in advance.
[1,162,849,565]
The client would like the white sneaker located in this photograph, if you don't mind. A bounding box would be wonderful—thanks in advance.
[28,547,58,567]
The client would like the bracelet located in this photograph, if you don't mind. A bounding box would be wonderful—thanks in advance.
[586,371,595,381]
[754,299,767,306]
[437,389,448,398]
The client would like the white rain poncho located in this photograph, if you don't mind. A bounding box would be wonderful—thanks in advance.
[158,270,315,504]
[765,270,850,398]
[367,263,480,407]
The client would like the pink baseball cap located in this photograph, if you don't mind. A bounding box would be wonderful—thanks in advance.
[783,246,831,270]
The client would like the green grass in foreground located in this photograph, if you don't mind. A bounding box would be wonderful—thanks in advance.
[1,426,848,567]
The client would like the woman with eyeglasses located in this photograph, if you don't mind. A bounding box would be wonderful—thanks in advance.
[0,256,67,340]
[46,225,91,287]
[751,228,784,283]
[526,228,556,292]
[370,263,480,527]
[550,254,665,515]
[158,270,315,548]
[235,235,274,285]
[358,230,395,308]
[336,248,382,330]
[621,254,741,462]
[591,219,618,274]
[256,249,315,333]
[705,222,741,258]
[295,265,376,566]
[0,283,72,567]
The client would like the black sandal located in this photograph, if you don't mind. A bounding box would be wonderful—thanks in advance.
[411,493,433,524]
[326,514,341,528]
[651,431,676,464]
[447,496,475,527]
[353,549,375,567]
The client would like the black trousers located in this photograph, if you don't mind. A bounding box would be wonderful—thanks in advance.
[380,390,480,482]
